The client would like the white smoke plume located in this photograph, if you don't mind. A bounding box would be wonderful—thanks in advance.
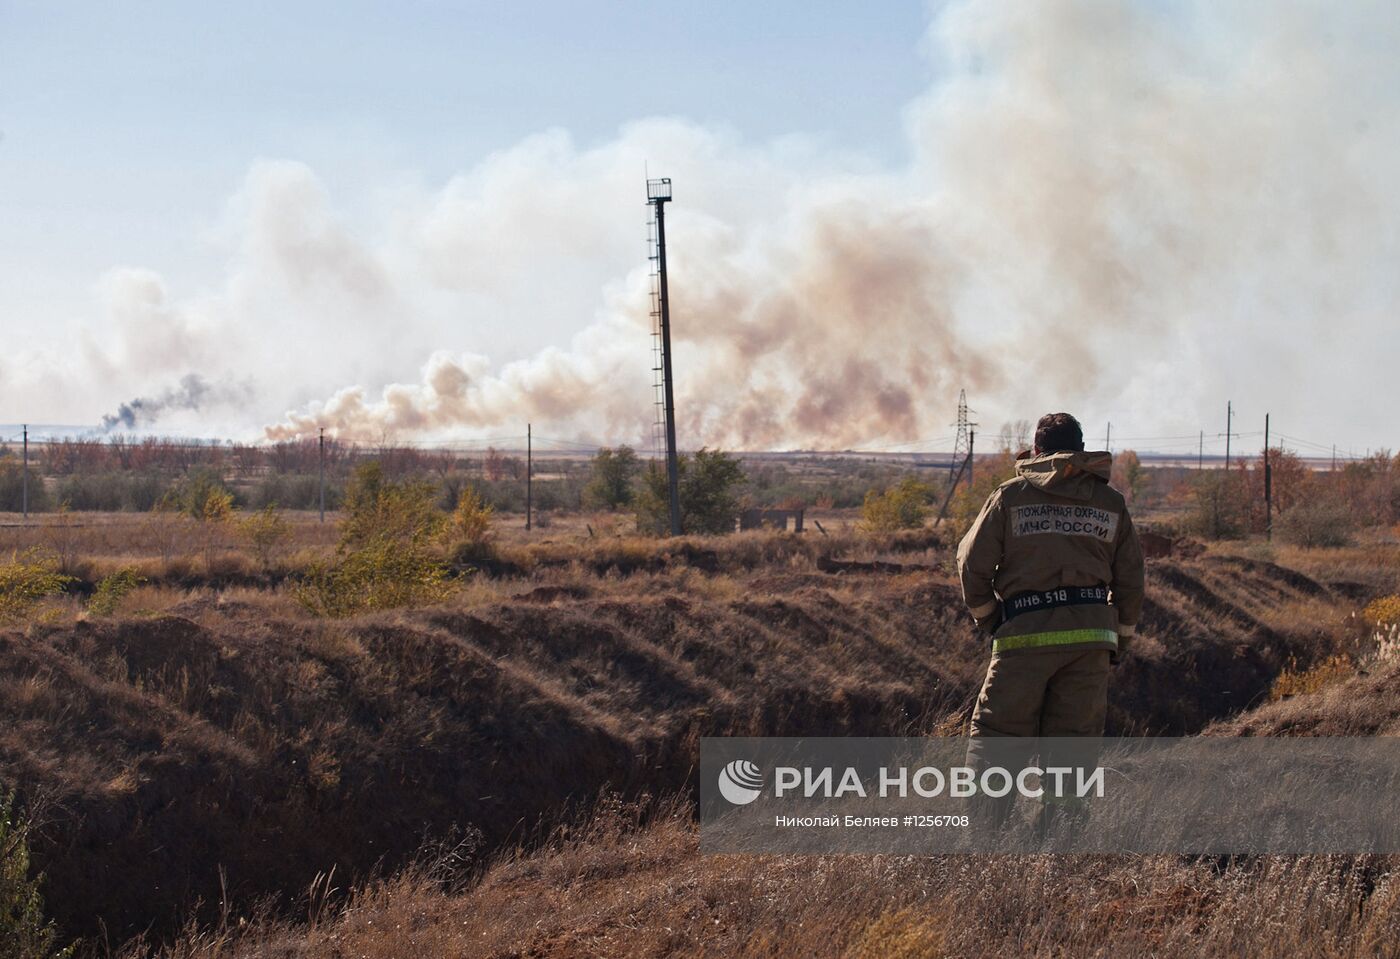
[11,0,1399,450]
[262,0,1400,449]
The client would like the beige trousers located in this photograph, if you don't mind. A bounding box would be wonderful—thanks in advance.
[969,648,1110,738]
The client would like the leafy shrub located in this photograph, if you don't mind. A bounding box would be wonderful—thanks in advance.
[238,505,291,571]
[88,567,144,616]
[634,449,744,536]
[450,487,495,559]
[295,461,454,617]
[161,467,236,519]
[583,446,641,510]
[192,488,236,573]
[0,463,50,513]
[1274,501,1354,548]
[860,478,936,532]
[1184,469,1252,540]
[251,473,336,511]
[340,462,445,549]
[0,551,72,623]
[295,538,453,618]
[52,472,165,511]
[1363,596,1400,665]
[0,791,73,958]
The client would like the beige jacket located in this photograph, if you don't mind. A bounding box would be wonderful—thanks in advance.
[956,450,1145,657]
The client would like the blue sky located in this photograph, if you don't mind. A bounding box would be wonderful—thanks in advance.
[0,0,930,311]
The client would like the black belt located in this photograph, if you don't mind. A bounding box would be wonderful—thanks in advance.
[1003,584,1110,621]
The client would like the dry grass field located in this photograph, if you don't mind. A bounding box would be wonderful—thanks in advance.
[1,506,1398,957]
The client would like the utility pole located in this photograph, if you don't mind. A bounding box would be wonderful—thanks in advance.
[647,178,682,536]
[318,427,326,523]
[1105,422,1111,451]
[21,424,28,520]
[1264,414,1272,541]
[1225,401,1233,468]
[967,428,975,487]
[1198,430,1204,471]
[526,423,533,531]
[1331,445,1337,473]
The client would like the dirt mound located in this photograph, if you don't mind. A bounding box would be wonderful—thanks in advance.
[0,555,1347,944]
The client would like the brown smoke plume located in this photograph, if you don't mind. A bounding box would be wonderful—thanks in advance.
[262,0,1400,449]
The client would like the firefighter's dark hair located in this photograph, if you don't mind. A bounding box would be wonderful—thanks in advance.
[1034,413,1085,454]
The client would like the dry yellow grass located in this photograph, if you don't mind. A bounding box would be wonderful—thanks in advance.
[2,511,1396,956]
[1269,653,1355,701]
[124,800,1400,959]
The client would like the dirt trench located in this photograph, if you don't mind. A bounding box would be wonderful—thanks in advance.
[0,554,1347,945]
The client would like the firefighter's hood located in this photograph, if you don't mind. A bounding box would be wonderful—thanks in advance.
[1014,450,1113,501]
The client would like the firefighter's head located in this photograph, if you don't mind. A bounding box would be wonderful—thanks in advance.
[1033,412,1085,455]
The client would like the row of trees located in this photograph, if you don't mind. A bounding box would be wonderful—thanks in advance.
[851,447,1400,544]
[0,435,514,478]
[10,436,1398,544]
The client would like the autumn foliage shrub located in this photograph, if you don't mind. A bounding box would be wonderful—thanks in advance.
[0,551,72,623]
[449,487,495,557]
[860,478,936,532]
[237,505,291,571]
[295,462,454,617]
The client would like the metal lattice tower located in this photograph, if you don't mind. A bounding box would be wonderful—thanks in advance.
[647,222,663,457]
[647,203,667,459]
[950,389,973,480]
[646,177,683,536]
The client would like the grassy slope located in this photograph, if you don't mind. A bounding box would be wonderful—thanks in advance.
[132,599,1400,958]
[138,804,1398,959]
[0,549,1366,947]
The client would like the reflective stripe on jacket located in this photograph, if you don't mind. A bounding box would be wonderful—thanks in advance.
[956,450,1146,656]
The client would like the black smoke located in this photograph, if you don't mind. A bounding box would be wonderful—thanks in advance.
[101,374,240,431]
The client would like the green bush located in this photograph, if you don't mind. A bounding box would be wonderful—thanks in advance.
[583,447,641,510]
[634,449,745,536]
[340,462,445,549]
[53,472,166,511]
[0,791,74,958]
[0,551,72,623]
[0,464,50,513]
[295,538,453,618]
[251,473,336,511]
[162,467,237,519]
[295,461,454,617]
[238,505,291,571]
[88,567,144,616]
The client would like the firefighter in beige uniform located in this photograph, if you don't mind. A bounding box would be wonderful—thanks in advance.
[957,413,1145,742]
